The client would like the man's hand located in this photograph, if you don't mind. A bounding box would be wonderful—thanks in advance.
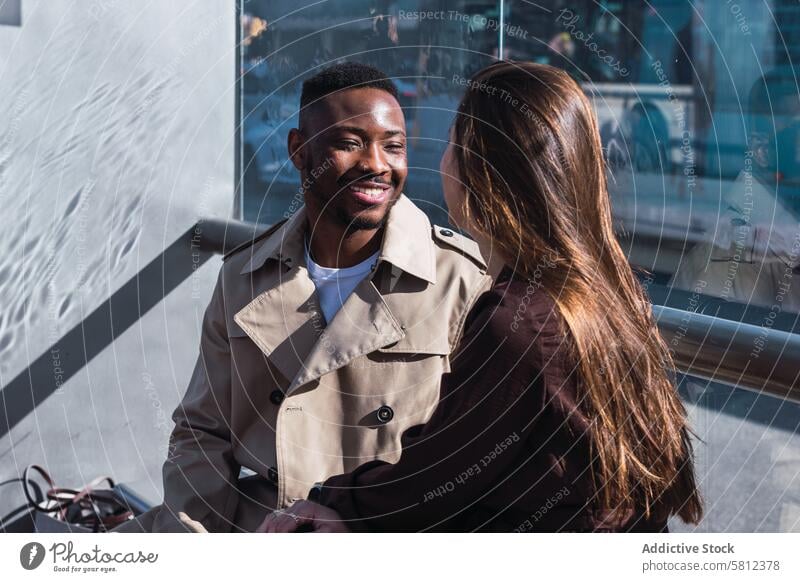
[256,500,350,533]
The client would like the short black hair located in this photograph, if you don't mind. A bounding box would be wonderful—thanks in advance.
[299,62,398,127]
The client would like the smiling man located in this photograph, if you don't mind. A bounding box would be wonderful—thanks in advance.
[115,62,491,532]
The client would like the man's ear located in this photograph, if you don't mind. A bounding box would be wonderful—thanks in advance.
[288,128,306,171]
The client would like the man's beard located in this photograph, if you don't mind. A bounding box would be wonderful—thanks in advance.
[330,196,397,233]
[305,163,398,232]
[338,201,394,232]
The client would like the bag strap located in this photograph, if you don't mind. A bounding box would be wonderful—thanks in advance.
[23,465,133,531]
[22,465,71,518]
[71,475,115,505]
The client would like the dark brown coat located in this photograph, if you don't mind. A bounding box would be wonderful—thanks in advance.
[317,264,669,532]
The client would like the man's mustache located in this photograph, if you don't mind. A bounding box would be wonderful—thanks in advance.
[337,173,394,188]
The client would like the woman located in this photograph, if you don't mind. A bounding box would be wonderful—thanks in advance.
[259,61,703,533]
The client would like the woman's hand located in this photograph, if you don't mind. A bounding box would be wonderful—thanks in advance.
[178,512,208,533]
[256,500,350,533]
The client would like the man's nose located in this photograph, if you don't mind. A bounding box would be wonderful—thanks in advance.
[357,142,391,176]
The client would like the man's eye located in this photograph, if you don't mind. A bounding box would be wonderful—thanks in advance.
[338,141,361,151]
[386,142,406,151]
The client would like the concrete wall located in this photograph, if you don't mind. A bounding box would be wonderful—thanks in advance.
[0,0,235,527]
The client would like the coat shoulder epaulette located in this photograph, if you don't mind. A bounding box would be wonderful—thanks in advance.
[431,225,486,269]
[222,218,289,262]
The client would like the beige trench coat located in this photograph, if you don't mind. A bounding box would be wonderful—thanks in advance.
[671,171,800,313]
[117,194,491,532]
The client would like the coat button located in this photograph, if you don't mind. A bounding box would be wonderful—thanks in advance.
[267,466,279,484]
[440,228,454,237]
[270,389,285,405]
[377,405,394,424]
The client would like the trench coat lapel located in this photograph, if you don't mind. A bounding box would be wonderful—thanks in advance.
[232,207,325,386]
[234,266,323,388]
[233,194,437,394]
[286,276,405,394]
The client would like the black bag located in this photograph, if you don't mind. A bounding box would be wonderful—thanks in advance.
[22,464,135,532]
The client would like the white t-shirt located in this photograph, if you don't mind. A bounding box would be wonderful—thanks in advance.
[304,239,380,324]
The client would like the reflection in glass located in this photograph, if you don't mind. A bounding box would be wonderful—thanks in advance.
[239,0,800,316]
[241,0,498,226]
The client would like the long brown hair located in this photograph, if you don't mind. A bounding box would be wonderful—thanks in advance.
[451,61,702,524]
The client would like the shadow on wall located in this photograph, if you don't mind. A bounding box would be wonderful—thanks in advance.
[0,0,21,26]
[0,225,213,441]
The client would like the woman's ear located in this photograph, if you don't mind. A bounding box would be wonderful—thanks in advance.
[288,128,307,172]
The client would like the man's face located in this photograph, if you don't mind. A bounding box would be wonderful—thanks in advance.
[289,87,408,231]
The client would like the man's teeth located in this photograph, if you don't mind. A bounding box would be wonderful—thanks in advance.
[353,186,385,196]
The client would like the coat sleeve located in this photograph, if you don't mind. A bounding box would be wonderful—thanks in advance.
[317,293,547,531]
[152,267,241,532]
[711,206,800,268]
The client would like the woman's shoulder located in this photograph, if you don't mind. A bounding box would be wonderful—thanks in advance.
[466,265,562,334]
[459,264,567,367]
[452,264,577,409]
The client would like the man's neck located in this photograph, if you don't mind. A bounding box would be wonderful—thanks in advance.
[305,217,383,268]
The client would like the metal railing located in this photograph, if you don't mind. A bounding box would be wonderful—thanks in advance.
[199,217,800,403]
[2,216,795,443]
[655,305,799,402]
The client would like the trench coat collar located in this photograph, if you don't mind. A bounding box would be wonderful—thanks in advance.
[239,205,307,275]
[239,193,437,284]
[376,193,437,284]
[234,193,437,394]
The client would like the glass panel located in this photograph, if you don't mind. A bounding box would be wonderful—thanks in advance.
[240,0,500,227]
[503,0,800,324]
[501,0,800,532]
[240,0,800,324]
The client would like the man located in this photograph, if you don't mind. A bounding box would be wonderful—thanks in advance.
[672,70,800,313]
[116,62,490,532]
